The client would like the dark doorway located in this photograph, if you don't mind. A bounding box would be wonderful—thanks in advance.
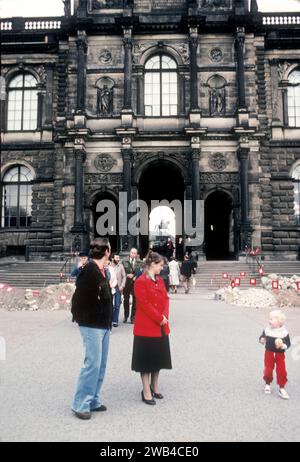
[204,191,235,260]
[138,161,185,258]
[92,192,119,254]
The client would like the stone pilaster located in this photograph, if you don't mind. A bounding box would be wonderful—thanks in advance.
[123,27,133,111]
[189,27,199,112]
[72,149,85,231]
[76,30,87,114]
[238,147,253,250]
[235,28,247,111]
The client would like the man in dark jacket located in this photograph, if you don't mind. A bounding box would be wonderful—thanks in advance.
[160,257,170,292]
[70,251,89,282]
[180,254,194,294]
[71,238,113,420]
[122,248,143,323]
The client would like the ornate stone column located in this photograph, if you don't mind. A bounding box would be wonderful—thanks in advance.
[136,67,144,116]
[76,30,87,113]
[123,27,133,111]
[191,148,201,227]
[189,26,199,112]
[235,27,247,111]
[72,142,86,236]
[121,146,134,251]
[238,147,252,250]
[44,63,54,128]
[188,140,205,260]
[36,82,45,131]
[122,148,132,206]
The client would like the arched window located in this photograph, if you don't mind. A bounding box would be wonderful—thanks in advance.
[292,163,300,225]
[144,54,178,117]
[1,165,33,228]
[7,73,38,131]
[288,70,300,127]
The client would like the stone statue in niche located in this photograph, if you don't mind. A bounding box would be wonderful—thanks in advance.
[96,77,114,115]
[210,88,225,115]
[208,75,226,116]
[98,85,112,114]
[63,0,71,16]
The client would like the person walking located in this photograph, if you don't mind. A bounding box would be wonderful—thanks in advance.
[106,258,118,298]
[166,237,174,261]
[160,257,170,293]
[132,250,172,406]
[180,254,193,294]
[176,237,184,261]
[122,248,143,324]
[71,238,113,420]
[70,251,89,282]
[111,254,127,327]
[168,257,180,294]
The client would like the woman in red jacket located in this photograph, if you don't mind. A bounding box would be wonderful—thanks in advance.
[131,250,172,406]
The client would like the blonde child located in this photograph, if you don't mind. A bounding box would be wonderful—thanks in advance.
[259,310,291,400]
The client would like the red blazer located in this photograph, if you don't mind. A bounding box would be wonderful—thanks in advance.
[133,272,170,338]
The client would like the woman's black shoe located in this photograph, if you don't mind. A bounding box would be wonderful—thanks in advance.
[141,391,156,405]
[150,385,164,399]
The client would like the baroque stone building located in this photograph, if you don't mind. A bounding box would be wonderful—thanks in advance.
[0,0,300,260]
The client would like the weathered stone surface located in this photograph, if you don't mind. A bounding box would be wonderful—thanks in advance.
[0,5,299,260]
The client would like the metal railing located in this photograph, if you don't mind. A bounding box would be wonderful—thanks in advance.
[245,247,264,276]
[59,253,77,283]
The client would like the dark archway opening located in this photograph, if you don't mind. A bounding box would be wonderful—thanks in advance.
[92,192,119,254]
[204,190,235,260]
[138,161,185,258]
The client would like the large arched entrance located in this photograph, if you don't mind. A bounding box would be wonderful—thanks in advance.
[137,160,185,258]
[204,190,235,260]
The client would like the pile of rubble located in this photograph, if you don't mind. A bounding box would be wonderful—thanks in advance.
[215,286,278,308]
[0,283,75,311]
[215,273,300,309]
[261,274,300,292]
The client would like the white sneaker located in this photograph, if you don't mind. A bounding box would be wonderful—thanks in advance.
[279,388,290,400]
[264,385,271,395]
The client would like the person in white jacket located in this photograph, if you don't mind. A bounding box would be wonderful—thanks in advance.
[168,257,180,294]
[106,261,118,295]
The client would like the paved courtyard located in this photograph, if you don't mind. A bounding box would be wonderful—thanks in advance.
[0,294,300,442]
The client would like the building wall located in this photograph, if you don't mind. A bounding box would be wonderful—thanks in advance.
[0,1,300,260]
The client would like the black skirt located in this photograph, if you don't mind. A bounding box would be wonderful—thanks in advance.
[131,330,172,373]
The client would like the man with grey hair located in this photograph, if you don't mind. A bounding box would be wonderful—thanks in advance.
[122,248,143,324]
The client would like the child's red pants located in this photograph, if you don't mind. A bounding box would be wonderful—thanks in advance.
[263,351,288,388]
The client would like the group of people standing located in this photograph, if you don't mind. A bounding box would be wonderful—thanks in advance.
[71,242,198,329]
[70,239,172,419]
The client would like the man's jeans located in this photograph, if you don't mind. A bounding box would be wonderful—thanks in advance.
[112,288,122,325]
[72,326,110,413]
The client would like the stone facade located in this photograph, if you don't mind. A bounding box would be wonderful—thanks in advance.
[0,0,300,260]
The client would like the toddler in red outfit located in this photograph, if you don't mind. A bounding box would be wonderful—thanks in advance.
[259,310,291,400]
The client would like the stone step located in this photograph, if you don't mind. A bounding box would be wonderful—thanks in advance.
[0,260,299,291]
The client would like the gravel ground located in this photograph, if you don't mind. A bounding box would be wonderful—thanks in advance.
[0,295,300,442]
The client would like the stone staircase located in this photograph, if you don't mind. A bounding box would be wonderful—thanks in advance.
[0,259,299,292]
[0,260,75,290]
[190,261,300,292]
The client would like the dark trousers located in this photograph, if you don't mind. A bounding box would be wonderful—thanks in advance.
[123,280,136,321]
